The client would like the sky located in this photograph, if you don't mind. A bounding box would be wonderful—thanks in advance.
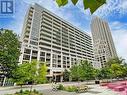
[0,0,127,61]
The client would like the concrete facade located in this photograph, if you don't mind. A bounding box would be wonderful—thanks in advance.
[19,4,94,81]
[91,17,117,68]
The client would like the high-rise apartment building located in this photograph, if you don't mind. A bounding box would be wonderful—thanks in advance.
[19,3,94,81]
[91,17,117,68]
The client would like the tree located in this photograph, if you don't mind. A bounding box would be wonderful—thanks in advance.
[104,57,127,79]
[63,69,70,81]
[97,57,127,80]
[79,60,95,81]
[12,63,29,92]
[70,65,79,81]
[36,62,47,84]
[55,0,106,14]
[0,29,20,78]
[13,60,47,85]
[110,63,125,79]
[106,57,125,67]
[12,61,37,84]
[122,63,127,78]
[93,69,100,80]
[97,67,112,79]
[26,60,38,85]
[70,60,95,81]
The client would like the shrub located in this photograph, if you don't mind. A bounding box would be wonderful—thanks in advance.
[23,90,30,94]
[6,90,43,95]
[33,89,39,94]
[64,85,78,92]
[57,84,64,90]
[57,84,78,92]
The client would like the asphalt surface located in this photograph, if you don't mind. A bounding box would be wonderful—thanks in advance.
[40,89,77,95]
[0,82,81,95]
[0,81,119,95]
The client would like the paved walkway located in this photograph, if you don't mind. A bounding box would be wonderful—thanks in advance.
[40,84,120,95]
[79,85,120,95]
[0,82,120,95]
[40,89,77,95]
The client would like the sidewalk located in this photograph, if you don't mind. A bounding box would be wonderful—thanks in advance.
[0,82,120,95]
[0,83,51,90]
[79,85,120,95]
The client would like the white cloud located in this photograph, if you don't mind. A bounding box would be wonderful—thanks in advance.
[94,0,127,17]
[70,0,127,18]
[76,1,92,20]
[121,0,127,9]
[119,0,127,14]
[112,29,127,61]
[110,21,127,61]
[110,21,127,30]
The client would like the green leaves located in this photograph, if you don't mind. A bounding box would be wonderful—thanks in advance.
[55,0,106,14]
[56,0,68,7]
[56,0,78,7]
[97,0,106,3]
[83,0,106,14]
[0,30,20,78]
[71,0,78,5]
[37,63,47,84]
[70,60,95,81]
[13,60,47,84]
[63,69,70,81]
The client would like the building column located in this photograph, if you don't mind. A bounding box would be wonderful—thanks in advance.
[30,49,32,62]
[37,49,40,61]
[69,55,71,68]
[60,76,63,82]
[19,45,25,64]
[61,53,63,69]
[50,52,53,79]
[36,49,40,70]
[45,52,46,62]
[50,52,53,69]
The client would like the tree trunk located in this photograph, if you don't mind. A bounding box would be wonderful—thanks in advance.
[20,85,23,94]
[29,84,33,94]
[2,77,6,86]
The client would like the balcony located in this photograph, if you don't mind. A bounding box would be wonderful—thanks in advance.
[40,32,52,38]
[41,28,52,35]
[40,36,51,42]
